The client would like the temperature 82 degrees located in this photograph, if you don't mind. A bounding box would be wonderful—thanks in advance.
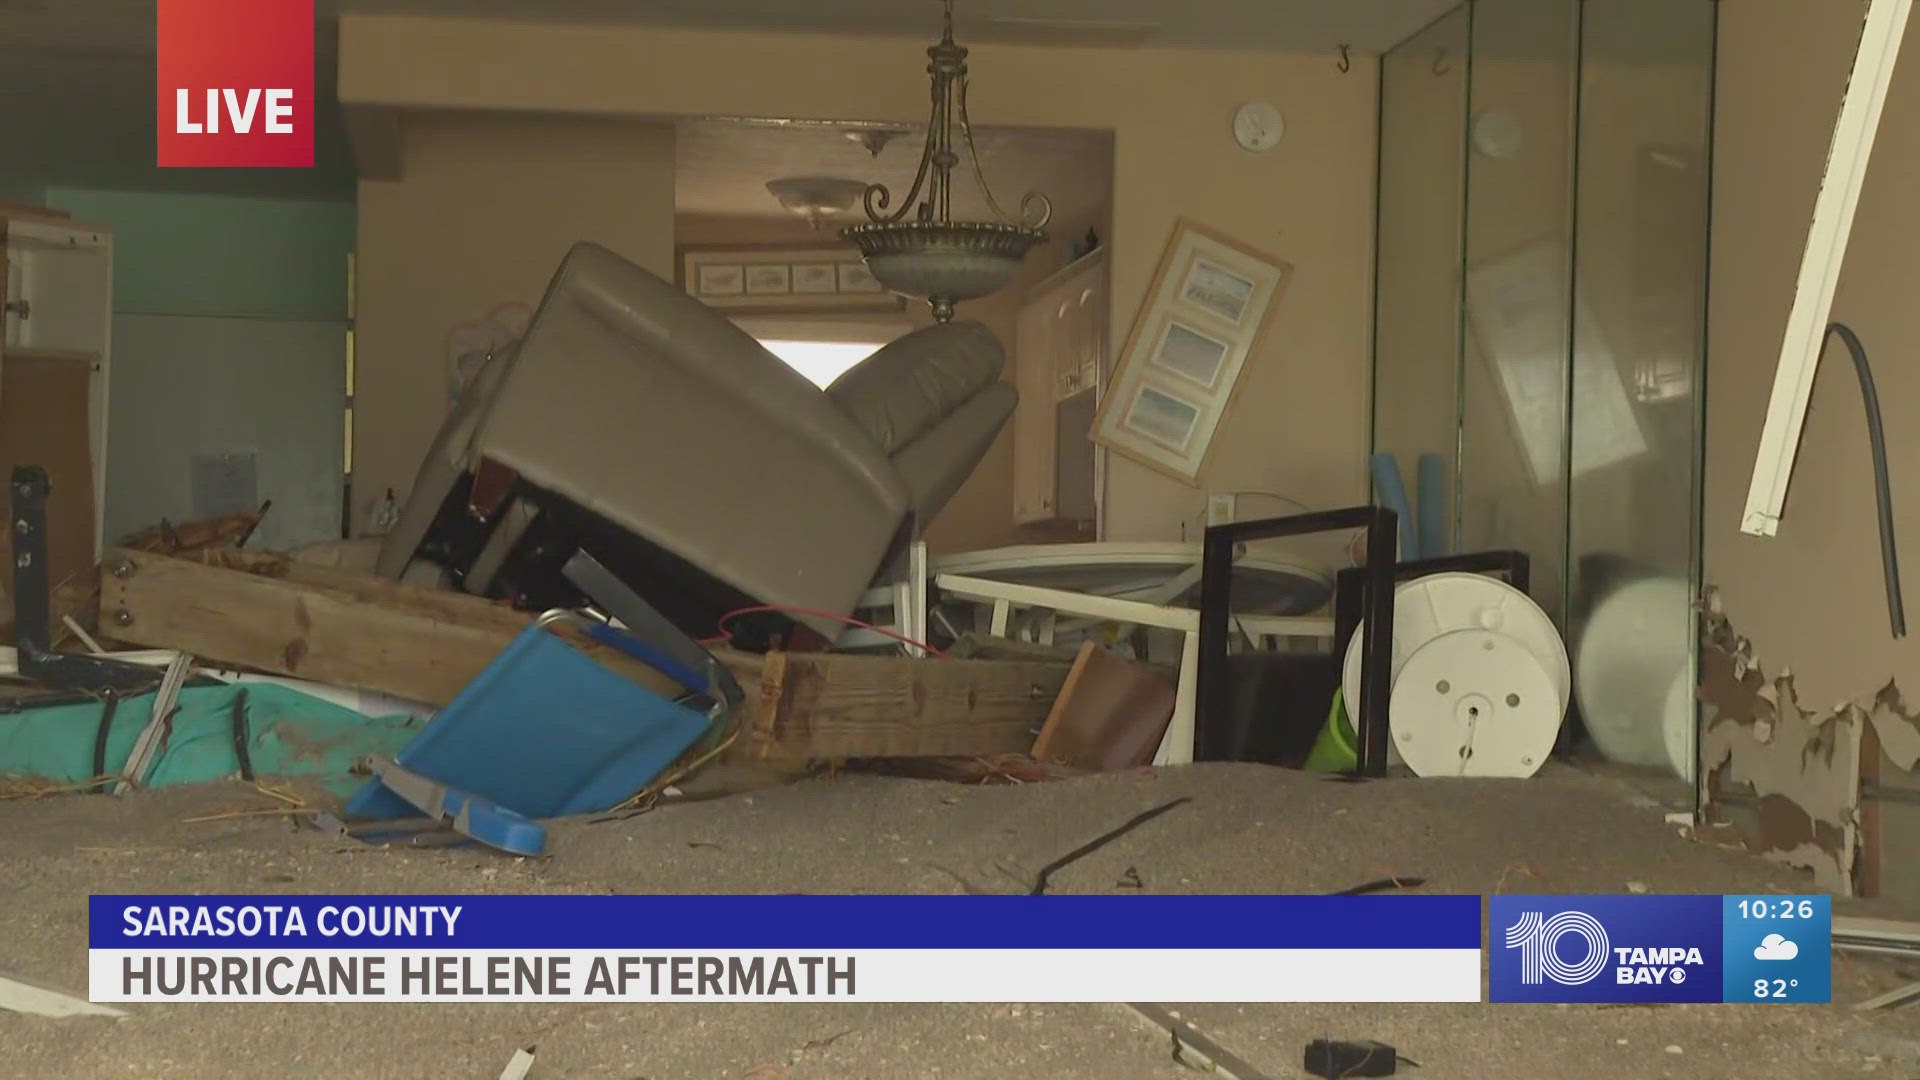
[1720,895,1831,1004]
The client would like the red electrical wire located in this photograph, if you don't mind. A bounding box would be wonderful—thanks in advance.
[705,603,949,658]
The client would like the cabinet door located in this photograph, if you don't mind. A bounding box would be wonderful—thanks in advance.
[1011,296,1058,523]
[1051,288,1080,400]
[1076,273,1105,391]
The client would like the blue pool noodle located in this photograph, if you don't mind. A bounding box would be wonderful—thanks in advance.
[1417,452,1449,558]
[1369,452,1417,559]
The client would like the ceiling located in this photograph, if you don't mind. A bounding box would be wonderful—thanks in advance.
[337,0,1461,52]
[0,0,1461,201]
[676,120,1113,225]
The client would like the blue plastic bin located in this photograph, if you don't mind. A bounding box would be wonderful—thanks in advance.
[345,622,714,821]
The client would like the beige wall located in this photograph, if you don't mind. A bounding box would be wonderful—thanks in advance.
[1707,0,1920,706]
[352,112,675,530]
[339,16,1378,545]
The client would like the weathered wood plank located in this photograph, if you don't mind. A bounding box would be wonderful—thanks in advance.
[99,550,1067,760]
[98,547,680,706]
[1030,642,1175,771]
[719,649,1070,762]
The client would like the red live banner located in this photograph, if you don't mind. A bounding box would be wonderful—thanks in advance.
[157,0,314,168]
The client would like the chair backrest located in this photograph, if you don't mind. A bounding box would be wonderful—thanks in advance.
[823,319,1005,455]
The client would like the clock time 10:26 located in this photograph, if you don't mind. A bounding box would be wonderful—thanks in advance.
[1735,899,1817,919]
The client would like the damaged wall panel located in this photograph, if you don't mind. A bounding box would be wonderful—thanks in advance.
[1700,587,1920,897]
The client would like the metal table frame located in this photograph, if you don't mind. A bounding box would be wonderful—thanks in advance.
[933,572,1334,766]
[1199,507,1399,775]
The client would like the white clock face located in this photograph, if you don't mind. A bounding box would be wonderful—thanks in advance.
[1233,101,1284,153]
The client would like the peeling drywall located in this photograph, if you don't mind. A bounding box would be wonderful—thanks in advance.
[1858,681,1920,772]
[1698,587,1862,893]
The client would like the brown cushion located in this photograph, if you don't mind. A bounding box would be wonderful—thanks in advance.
[824,319,1005,454]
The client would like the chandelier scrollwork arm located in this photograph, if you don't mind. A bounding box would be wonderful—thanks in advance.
[958,77,1053,231]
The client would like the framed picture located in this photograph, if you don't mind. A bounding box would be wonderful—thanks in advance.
[1464,237,1647,486]
[1148,318,1232,389]
[1091,218,1292,485]
[1122,384,1204,450]
[1178,257,1257,326]
[695,263,744,295]
[838,261,883,293]
[744,264,792,295]
[680,246,904,313]
[792,263,839,294]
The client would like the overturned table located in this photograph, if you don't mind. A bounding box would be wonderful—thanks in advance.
[926,542,1336,766]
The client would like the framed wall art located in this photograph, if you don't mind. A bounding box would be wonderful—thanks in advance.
[1464,237,1647,486]
[1091,219,1291,485]
[679,245,903,314]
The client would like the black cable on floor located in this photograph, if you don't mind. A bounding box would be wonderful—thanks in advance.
[1826,323,1906,638]
[230,688,255,783]
[1029,796,1192,895]
[1332,876,1427,896]
[90,690,119,789]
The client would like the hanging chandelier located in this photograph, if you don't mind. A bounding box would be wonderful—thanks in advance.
[841,0,1051,322]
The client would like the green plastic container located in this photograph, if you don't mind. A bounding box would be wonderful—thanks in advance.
[1302,686,1357,773]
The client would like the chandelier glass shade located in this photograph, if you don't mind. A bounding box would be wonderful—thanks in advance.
[765,176,871,228]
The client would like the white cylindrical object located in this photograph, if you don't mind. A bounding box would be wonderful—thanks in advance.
[1388,629,1562,778]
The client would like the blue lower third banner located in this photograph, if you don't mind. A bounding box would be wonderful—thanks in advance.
[89,895,1482,1003]
[1489,895,1831,1003]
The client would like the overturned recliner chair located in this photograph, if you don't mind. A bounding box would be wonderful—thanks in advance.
[374,241,1015,643]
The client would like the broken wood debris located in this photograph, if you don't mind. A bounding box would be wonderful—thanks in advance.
[716,648,1070,763]
[95,549,1073,768]
[98,546,684,707]
[831,753,1081,785]
[0,505,273,651]
[0,973,125,1019]
[1030,642,1175,771]
[497,1045,535,1080]
[1120,1004,1272,1080]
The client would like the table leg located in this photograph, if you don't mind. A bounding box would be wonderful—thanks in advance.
[1153,629,1201,766]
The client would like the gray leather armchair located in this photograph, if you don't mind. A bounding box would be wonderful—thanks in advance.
[375,242,1015,642]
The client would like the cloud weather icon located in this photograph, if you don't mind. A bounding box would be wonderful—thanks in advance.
[1754,934,1799,961]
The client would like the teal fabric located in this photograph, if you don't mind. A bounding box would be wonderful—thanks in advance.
[0,683,423,796]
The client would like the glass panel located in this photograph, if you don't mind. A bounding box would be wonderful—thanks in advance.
[1372,6,1470,548]
[1567,0,1716,792]
[1456,0,1579,624]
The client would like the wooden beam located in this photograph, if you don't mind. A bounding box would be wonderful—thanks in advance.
[717,649,1070,762]
[100,548,1069,761]
[98,547,681,706]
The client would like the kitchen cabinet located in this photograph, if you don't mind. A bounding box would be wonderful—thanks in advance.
[1,207,113,599]
[1012,247,1105,530]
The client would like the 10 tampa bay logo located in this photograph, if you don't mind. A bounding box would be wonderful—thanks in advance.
[1488,895,1723,1004]
[1504,910,1705,987]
